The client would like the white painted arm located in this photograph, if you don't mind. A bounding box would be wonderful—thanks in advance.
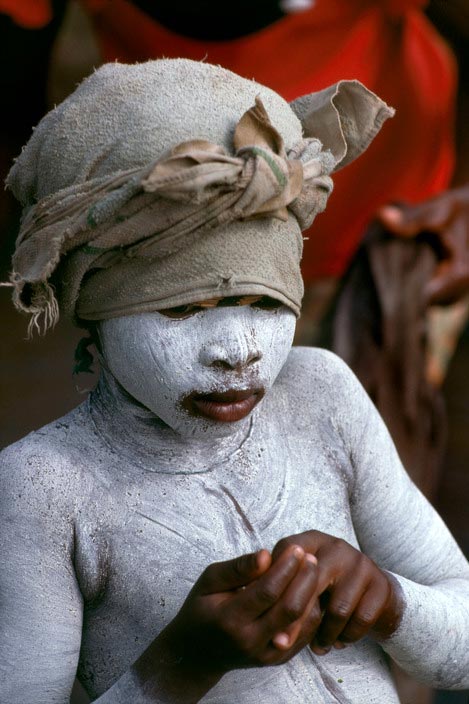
[328,351,469,689]
[0,448,83,703]
[0,443,218,704]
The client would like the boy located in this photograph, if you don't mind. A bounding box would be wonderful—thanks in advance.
[1,59,469,703]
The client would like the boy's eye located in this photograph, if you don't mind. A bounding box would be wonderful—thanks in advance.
[251,296,283,311]
[158,304,206,319]
[158,295,283,319]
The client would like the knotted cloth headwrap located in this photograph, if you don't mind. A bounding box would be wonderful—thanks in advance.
[6,60,394,333]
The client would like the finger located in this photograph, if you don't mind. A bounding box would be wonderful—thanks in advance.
[313,576,367,649]
[333,641,347,650]
[274,537,347,610]
[338,582,387,644]
[268,554,319,648]
[272,530,323,563]
[273,597,322,652]
[424,217,469,305]
[232,544,305,620]
[377,201,452,237]
[272,580,322,650]
[425,267,469,305]
[197,549,271,595]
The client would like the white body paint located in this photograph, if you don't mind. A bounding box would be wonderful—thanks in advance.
[1,307,469,703]
[99,305,296,440]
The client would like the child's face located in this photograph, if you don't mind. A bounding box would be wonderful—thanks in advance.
[99,299,296,438]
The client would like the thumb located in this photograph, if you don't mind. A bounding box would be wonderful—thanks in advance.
[196,549,271,595]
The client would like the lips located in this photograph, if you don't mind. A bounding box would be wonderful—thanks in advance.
[185,388,264,423]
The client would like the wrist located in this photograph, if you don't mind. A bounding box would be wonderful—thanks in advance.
[372,572,405,641]
[132,624,225,703]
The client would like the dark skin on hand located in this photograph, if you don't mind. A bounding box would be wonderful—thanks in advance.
[378,185,469,306]
[132,533,403,703]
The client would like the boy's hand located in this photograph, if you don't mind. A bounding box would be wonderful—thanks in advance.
[159,544,321,675]
[272,531,403,655]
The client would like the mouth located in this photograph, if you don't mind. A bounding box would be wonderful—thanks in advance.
[184,388,265,423]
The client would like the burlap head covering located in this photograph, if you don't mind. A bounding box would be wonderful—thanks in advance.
[6,59,393,333]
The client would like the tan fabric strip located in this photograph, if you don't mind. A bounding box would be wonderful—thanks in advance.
[9,97,332,334]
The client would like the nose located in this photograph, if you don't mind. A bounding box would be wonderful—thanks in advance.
[199,336,262,371]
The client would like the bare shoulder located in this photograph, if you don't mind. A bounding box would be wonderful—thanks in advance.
[0,402,93,517]
[272,346,372,438]
[277,346,358,400]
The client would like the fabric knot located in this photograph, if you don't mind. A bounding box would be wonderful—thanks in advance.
[141,96,332,230]
[6,98,335,333]
[5,72,393,334]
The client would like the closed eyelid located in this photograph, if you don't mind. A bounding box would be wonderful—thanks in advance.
[158,305,206,319]
[251,297,283,311]
[158,296,283,319]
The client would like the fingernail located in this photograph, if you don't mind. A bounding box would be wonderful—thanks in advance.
[334,641,346,650]
[379,205,402,224]
[305,553,317,565]
[273,633,290,649]
[255,549,271,571]
[312,645,330,656]
[292,545,304,559]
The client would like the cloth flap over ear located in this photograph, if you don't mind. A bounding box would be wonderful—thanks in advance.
[290,80,395,172]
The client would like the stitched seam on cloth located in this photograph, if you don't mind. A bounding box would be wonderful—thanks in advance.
[81,244,121,255]
[248,147,288,188]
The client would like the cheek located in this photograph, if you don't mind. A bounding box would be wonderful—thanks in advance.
[275,311,297,350]
[255,310,296,381]
[98,319,160,399]
[99,316,205,415]
[98,308,295,410]
[145,330,200,397]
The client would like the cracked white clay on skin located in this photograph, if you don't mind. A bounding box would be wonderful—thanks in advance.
[3,326,469,701]
[99,303,296,439]
[4,56,469,704]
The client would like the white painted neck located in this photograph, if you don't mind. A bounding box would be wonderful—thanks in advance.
[88,369,256,475]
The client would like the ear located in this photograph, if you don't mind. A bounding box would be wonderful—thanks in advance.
[290,80,394,172]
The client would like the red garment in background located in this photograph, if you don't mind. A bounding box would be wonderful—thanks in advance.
[0,0,52,28]
[2,0,457,281]
[77,0,460,281]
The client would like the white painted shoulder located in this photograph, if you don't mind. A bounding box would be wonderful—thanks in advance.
[278,345,358,398]
[0,406,88,513]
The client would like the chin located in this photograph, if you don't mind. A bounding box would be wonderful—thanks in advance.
[171,410,255,441]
